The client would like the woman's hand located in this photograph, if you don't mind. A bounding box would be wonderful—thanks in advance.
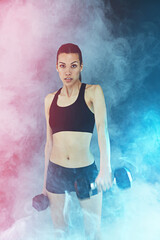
[95,167,113,192]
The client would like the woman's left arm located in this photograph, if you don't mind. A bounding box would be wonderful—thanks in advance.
[92,84,112,192]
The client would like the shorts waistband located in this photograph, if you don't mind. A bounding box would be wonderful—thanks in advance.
[49,159,96,171]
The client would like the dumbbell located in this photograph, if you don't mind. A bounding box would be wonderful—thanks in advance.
[32,193,49,211]
[32,167,132,209]
[75,167,132,200]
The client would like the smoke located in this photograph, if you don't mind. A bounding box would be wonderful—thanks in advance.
[0,0,160,239]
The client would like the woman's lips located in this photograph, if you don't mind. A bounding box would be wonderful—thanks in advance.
[64,78,72,82]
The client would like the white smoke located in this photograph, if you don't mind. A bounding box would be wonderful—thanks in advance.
[0,0,160,239]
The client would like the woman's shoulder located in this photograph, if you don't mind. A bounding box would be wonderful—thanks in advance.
[44,90,59,109]
[85,83,98,103]
[85,83,100,95]
[85,83,100,90]
[45,90,58,99]
[85,83,104,104]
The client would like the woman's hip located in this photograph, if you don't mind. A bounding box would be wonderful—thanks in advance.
[46,160,99,194]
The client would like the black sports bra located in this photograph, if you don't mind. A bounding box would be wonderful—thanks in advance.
[49,83,95,135]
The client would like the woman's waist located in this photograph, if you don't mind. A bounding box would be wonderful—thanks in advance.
[51,144,91,156]
[50,149,95,168]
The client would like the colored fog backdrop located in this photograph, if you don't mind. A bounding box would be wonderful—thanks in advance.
[0,0,160,239]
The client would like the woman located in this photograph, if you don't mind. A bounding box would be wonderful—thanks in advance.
[42,43,112,240]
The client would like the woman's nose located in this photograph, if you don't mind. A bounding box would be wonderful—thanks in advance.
[65,67,71,75]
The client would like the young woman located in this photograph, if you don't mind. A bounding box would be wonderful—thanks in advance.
[42,43,112,240]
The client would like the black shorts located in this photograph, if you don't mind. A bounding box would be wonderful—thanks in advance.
[46,160,99,195]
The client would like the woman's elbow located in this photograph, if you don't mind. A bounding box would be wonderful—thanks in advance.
[45,140,53,150]
[97,121,108,134]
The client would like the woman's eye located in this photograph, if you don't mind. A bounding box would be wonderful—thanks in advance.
[60,64,65,68]
[71,64,77,68]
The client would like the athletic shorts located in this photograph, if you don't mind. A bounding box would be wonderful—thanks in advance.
[46,160,99,196]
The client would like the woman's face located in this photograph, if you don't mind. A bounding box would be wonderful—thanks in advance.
[56,53,83,85]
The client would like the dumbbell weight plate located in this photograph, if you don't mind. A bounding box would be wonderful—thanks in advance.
[32,194,49,211]
[114,167,132,189]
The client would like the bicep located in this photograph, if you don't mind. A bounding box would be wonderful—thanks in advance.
[93,84,108,132]
[44,95,53,146]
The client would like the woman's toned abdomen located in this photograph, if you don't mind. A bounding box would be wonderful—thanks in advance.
[49,132,95,167]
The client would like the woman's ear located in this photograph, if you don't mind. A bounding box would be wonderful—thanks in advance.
[81,63,83,71]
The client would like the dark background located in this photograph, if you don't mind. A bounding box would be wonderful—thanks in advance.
[101,0,160,183]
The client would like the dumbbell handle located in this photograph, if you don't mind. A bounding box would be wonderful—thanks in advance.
[90,174,115,190]
[89,167,132,196]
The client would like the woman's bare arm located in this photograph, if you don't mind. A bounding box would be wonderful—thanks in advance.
[42,94,54,194]
[92,84,112,191]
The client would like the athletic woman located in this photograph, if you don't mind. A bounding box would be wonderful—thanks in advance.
[42,43,112,240]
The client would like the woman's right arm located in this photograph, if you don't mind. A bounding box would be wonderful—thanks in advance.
[42,94,54,195]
